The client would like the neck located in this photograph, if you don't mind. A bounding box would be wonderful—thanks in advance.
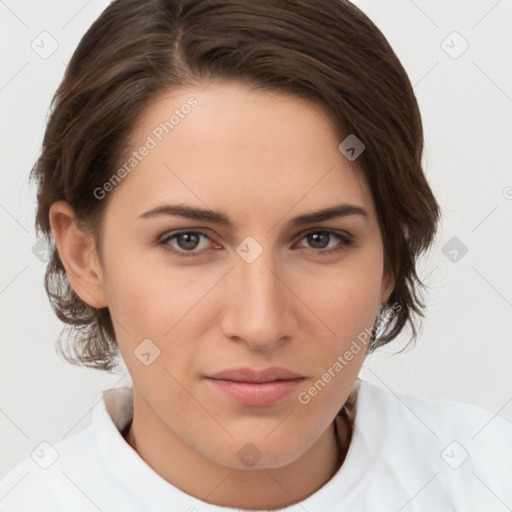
[123,399,352,510]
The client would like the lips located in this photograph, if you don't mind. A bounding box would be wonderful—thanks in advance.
[204,366,305,406]
[205,366,304,383]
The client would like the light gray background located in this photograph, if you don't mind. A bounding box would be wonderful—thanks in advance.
[1,0,511,479]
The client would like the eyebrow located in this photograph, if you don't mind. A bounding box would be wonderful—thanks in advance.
[138,203,369,228]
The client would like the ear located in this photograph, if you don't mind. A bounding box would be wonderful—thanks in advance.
[380,266,395,306]
[380,223,408,306]
[49,201,108,308]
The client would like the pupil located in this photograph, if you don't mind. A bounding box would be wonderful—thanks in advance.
[308,232,329,249]
[178,233,200,250]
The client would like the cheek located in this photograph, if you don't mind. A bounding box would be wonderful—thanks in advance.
[99,240,167,339]
[103,245,219,351]
[300,253,384,336]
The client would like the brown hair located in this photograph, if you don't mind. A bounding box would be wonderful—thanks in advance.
[31,0,441,371]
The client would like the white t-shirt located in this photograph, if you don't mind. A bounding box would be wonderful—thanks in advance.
[1,379,511,511]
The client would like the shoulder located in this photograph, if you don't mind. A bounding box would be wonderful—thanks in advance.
[0,427,98,511]
[356,378,512,440]
[347,379,512,509]
[0,387,135,511]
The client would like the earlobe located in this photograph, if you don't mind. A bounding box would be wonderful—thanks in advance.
[48,201,108,309]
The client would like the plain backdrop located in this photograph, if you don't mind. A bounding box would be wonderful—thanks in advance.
[1,0,512,479]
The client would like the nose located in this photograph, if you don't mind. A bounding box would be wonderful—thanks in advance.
[220,247,293,351]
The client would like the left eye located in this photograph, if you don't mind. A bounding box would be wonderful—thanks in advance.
[296,230,352,254]
[158,230,353,258]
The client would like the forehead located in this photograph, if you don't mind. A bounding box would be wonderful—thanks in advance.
[108,80,376,226]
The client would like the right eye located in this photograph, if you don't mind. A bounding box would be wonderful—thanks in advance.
[158,230,216,258]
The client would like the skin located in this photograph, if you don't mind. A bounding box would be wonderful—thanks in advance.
[50,80,394,510]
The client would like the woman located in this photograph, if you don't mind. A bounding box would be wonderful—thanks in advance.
[1,0,510,510]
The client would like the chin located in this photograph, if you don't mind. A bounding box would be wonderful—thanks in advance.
[206,439,304,471]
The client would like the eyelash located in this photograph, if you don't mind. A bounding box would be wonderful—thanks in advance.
[157,229,354,258]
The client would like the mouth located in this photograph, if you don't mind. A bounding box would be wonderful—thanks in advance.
[204,366,306,406]
[204,377,305,407]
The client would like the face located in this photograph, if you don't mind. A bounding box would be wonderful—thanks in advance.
[91,80,393,469]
